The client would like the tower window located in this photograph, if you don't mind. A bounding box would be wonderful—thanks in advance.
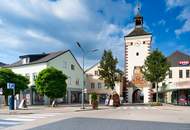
[143,41,146,44]
[131,42,133,45]
[136,52,139,56]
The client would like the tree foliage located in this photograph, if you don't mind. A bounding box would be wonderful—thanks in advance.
[141,49,170,102]
[35,67,67,100]
[0,68,29,105]
[98,50,118,90]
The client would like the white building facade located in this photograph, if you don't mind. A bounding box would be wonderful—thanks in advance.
[85,63,122,104]
[157,51,190,105]
[7,50,83,105]
[124,9,152,103]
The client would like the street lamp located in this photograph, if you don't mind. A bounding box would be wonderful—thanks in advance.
[76,41,98,109]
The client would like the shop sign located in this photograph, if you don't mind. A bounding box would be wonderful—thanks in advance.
[178,61,190,66]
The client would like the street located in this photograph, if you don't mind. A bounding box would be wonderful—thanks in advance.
[30,117,190,130]
[0,105,190,130]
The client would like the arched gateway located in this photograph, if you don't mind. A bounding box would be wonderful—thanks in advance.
[132,89,144,103]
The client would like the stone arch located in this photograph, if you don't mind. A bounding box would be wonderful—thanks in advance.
[132,89,144,103]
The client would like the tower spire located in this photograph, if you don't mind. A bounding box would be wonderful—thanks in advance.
[137,0,140,14]
[134,0,143,28]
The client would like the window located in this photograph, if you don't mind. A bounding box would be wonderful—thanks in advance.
[63,61,67,68]
[67,77,72,85]
[98,83,101,88]
[22,58,30,64]
[179,70,183,78]
[136,52,139,56]
[95,71,99,76]
[169,70,172,78]
[32,73,37,81]
[71,64,75,70]
[25,73,30,80]
[143,41,146,44]
[130,42,133,45]
[91,83,95,89]
[186,70,190,78]
[76,79,79,85]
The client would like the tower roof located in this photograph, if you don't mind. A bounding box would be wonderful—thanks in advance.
[125,1,151,37]
[125,27,151,37]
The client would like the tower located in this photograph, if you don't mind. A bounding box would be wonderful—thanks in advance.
[124,4,152,103]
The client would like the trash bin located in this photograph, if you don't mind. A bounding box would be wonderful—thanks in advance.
[9,95,14,110]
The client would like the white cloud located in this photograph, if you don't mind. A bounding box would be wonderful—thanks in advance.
[165,0,190,35]
[175,7,190,35]
[166,0,188,9]
[0,0,134,70]
[158,19,166,26]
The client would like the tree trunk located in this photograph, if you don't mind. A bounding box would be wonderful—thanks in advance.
[4,95,8,106]
[156,82,159,102]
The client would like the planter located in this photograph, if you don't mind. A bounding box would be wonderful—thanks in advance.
[92,101,98,109]
[91,93,98,109]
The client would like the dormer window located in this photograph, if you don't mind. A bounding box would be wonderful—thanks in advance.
[22,58,30,64]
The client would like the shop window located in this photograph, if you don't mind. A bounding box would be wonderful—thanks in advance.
[186,70,190,78]
[98,82,101,88]
[71,64,75,70]
[169,70,172,78]
[91,83,95,89]
[179,70,183,78]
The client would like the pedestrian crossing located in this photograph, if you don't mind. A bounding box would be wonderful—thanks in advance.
[0,112,61,129]
[116,106,157,110]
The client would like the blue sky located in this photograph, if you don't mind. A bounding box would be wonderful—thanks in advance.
[0,0,189,69]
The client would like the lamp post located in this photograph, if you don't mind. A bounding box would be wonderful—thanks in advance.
[76,41,98,109]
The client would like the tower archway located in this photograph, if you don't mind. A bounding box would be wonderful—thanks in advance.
[132,89,144,103]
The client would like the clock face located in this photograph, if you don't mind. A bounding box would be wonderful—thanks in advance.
[135,41,141,46]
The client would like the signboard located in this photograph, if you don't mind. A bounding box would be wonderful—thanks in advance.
[0,88,3,95]
[7,83,15,89]
[178,61,190,66]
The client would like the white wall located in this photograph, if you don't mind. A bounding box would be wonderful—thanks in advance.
[85,63,121,95]
[125,35,152,81]
[166,66,190,83]
[11,63,47,86]
[48,51,83,89]
[86,63,111,93]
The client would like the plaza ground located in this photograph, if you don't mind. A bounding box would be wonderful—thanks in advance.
[0,104,190,130]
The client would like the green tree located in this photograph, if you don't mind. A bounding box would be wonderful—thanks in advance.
[141,49,170,102]
[35,67,67,106]
[0,68,29,105]
[98,50,118,90]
